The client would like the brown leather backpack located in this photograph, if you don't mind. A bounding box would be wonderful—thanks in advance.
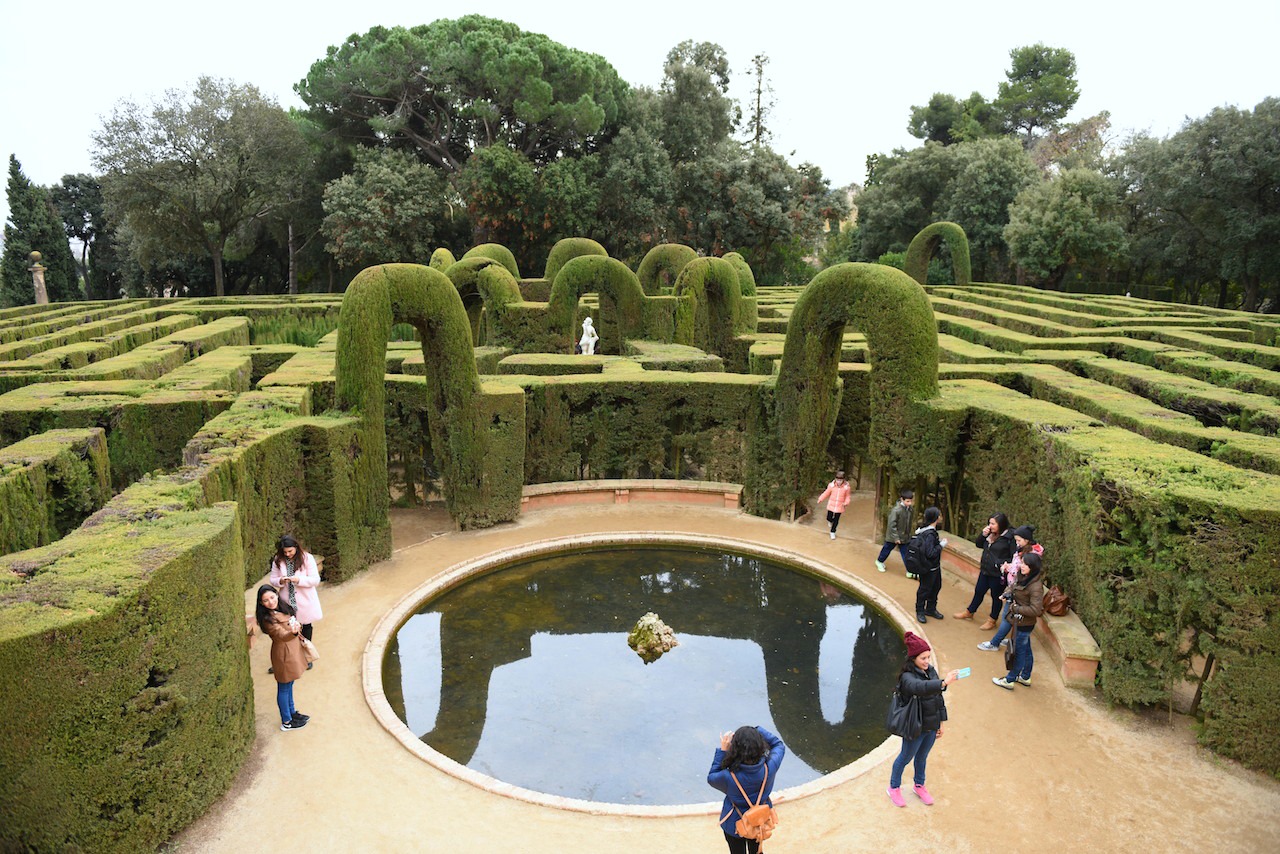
[1043,585,1071,617]
[725,766,779,844]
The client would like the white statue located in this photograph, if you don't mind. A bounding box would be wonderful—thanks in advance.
[579,316,599,355]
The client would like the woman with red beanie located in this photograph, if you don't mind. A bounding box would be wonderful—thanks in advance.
[887,632,958,807]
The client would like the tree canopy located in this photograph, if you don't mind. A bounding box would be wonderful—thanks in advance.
[93,76,307,296]
[296,16,629,172]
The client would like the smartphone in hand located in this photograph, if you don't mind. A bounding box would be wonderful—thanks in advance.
[956,667,972,679]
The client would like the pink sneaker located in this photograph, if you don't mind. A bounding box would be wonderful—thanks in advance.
[886,786,906,807]
[913,784,934,805]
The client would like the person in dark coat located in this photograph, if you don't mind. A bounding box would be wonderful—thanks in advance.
[955,512,1015,629]
[708,725,785,854]
[888,631,958,807]
[913,506,948,623]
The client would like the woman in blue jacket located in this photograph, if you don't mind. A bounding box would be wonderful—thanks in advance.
[708,725,785,854]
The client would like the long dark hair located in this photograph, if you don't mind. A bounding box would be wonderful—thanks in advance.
[273,535,308,569]
[1018,552,1043,587]
[990,512,1010,535]
[255,584,295,633]
[720,725,767,771]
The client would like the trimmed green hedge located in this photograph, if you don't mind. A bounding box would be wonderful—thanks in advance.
[937,379,1280,774]
[0,428,111,556]
[765,262,943,517]
[0,504,252,853]
[462,242,520,279]
[905,222,972,286]
[637,243,697,295]
[545,237,608,284]
[335,264,524,530]
[673,257,742,359]
[430,247,456,270]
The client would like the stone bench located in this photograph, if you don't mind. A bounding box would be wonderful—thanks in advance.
[521,479,742,512]
[939,535,1100,688]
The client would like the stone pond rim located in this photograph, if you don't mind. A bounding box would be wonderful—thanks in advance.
[362,530,922,816]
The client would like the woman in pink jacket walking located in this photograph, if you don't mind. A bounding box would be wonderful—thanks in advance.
[817,470,852,539]
[269,535,323,670]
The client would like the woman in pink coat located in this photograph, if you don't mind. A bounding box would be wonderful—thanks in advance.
[817,470,852,539]
[269,535,322,669]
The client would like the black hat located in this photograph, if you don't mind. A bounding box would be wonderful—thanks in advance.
[1012,525,1035,540]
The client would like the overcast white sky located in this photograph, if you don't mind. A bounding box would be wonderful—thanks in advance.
[1,0,1276,234]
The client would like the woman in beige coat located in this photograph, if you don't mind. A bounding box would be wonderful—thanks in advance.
[256,584,310,731]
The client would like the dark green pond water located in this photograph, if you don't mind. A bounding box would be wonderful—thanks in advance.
[382,546,902,805]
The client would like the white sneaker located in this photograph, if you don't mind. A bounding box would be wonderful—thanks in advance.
[999,638,1010,648]
[830,532,836,540]
[1016,677,1032,687]
[875,560,886,572]
[992,676,1015,690]
[977,641,997,651]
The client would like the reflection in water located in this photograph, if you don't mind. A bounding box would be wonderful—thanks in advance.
[382,547,900,804]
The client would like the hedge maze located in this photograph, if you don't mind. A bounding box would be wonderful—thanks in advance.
[3,230,1279,848]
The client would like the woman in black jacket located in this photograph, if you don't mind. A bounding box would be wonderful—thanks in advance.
[887,631,958,807]
[955,512,1015,630]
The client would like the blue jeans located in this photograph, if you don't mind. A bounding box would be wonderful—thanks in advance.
[1005,629,1034,681]
[989,601,1013,644]
[277,680,296,724]
[877,542,908,568]
[889,729,938,788]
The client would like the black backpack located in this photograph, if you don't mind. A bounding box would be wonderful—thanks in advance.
[903,530,931,575]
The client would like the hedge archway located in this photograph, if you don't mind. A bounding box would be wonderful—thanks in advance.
[904,221,971,286]
[768,262,939,515]
[444,257,523,345]
[462,243,520,279]
[335,263,521,529]
[637,243,697,295]
[544,237,608,284]
[673,256,741,358]
[546,256,646,354]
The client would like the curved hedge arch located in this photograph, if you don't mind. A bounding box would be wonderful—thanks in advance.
[673,257,741,358]
[637,243,697,295]
[462,243,521,279]
[444,257,523,345]
[335,263,521,529]
[722,252,757,297]
[768,262,940,514]
[546,256,646,354]
[429,247,456,270]
[544,237,608,284]
[904,221,971,286]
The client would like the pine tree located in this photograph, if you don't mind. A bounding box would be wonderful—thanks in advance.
[2,155,81,306]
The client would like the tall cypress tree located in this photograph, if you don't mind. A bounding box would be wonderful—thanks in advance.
[2,155,81,306]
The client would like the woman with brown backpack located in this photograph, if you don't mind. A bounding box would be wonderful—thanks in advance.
[708,725,785,853]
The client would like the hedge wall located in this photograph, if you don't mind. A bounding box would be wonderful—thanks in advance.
[905,221,971,286]
[0,504,252,853]
[937,379,1280,774]
[544,237,608,284]
[0,428,111,557]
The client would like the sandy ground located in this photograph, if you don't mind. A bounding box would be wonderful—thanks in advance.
[175,493,1280,853]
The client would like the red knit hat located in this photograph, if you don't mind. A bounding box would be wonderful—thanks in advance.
[904,632,931,659]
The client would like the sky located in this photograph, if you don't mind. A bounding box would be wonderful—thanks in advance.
[1,0,1276,235]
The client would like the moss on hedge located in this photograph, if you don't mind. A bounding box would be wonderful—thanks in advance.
[546,256,647,355]
[0,504,252,853]
[905,223,972,286]
[637,243,697,295]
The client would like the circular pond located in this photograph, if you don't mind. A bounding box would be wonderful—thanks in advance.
[375,538,904,807]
